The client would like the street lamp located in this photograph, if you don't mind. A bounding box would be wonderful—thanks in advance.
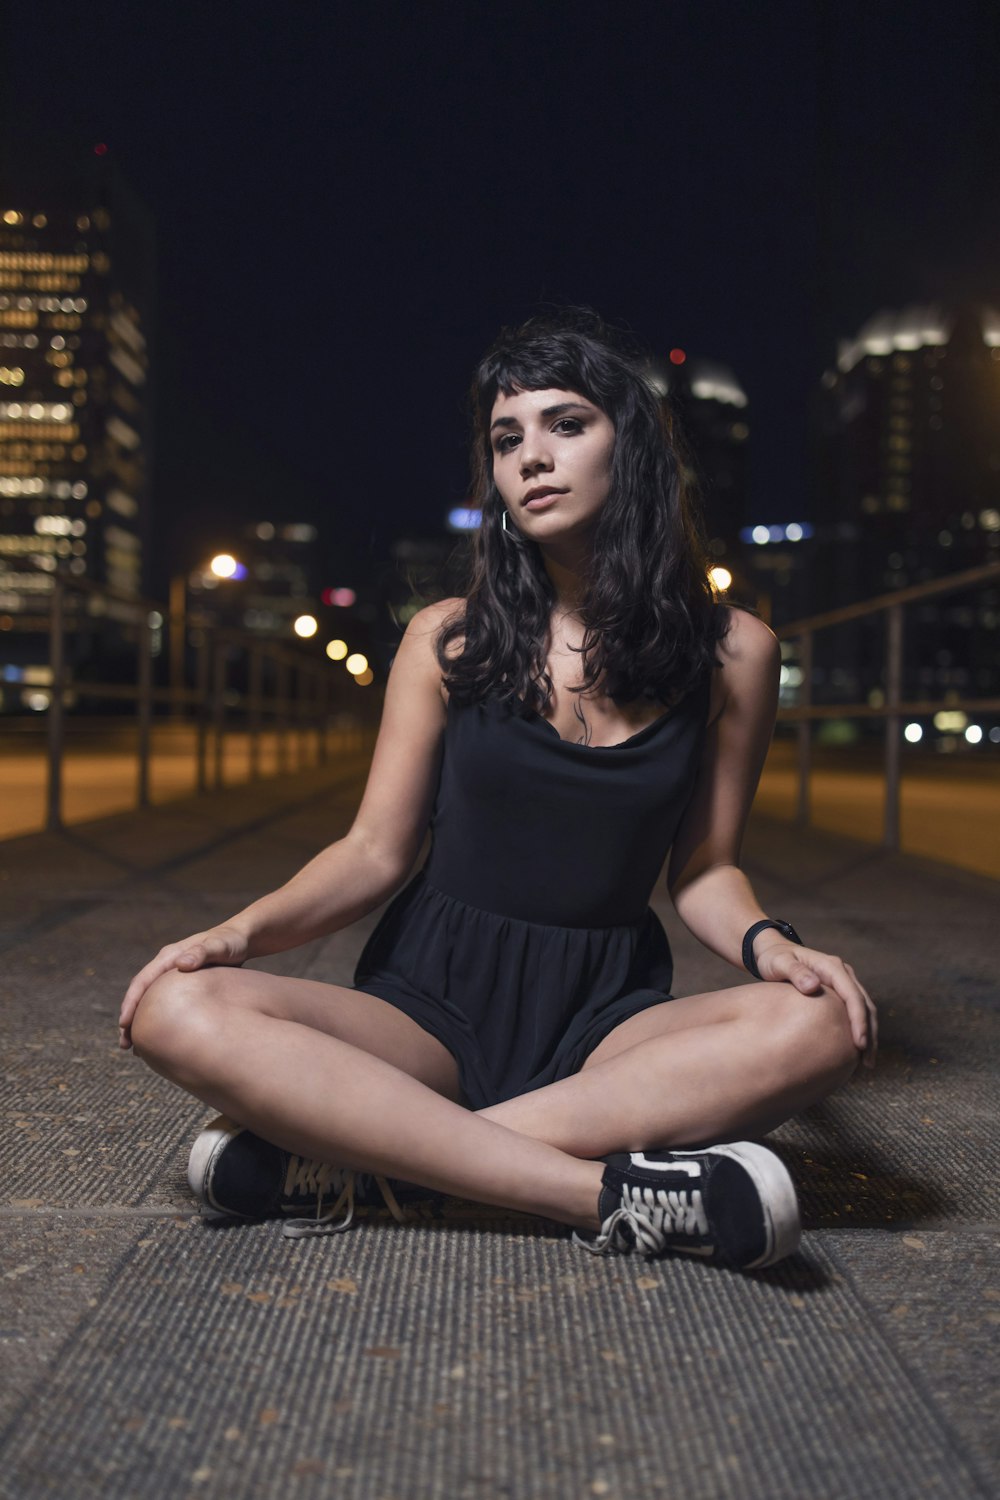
[169,556,246,718]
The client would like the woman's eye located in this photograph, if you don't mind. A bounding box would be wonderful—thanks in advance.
[496,433,520,454]
[554,418,583,434]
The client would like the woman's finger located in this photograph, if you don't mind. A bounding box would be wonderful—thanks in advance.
[786,951,870,1051]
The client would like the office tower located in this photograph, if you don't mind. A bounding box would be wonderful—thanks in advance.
[0,145,154,700]
[646,351,750,561]
[815,303,1000,706]
[819,303,1000,598]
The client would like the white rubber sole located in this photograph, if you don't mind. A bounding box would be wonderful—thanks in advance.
[683,1141,801,1268]
[186,1114,249,1216]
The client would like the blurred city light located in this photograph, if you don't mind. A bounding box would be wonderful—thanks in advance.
[708,566,732,592]
[355,667,374,686]
[669,348,686,365]
[345,652,368,675]
[321,587,357,607]
[447,506,482,532]
[965,724,983,744]
[741,522,815,545]
[934,710,968,732]
[293,614,318,638]
[210,553,239,579]
[904,722,923,743]
[325,639,348,660]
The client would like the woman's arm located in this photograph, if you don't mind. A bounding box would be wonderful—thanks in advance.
[224,596,459,955]
[118,599,462,1044]
[666,607,876,1065]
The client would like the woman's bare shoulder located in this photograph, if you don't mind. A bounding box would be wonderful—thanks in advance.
[398,598,468,704]
[715,603,779,669]
[405,595,467,636]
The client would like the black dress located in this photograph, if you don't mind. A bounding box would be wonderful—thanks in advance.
[353,671,712,1109]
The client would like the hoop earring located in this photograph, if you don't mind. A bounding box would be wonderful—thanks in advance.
[501,509,524,542]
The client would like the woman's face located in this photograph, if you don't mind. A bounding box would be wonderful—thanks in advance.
[489,386,616,545]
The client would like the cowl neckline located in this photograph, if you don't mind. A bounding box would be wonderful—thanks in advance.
[496,673,709,752]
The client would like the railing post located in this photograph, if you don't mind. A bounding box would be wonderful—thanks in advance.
[196,636,209,794]
[297,664,309,770]
[212,638,226,790]
[796,631,812,828]
[45,572,66,833]
[317,666,328,766]
[883,602,903,851]
[277,656,290,775]
[168,573,186,721]
[249,647,262,781]
[136,607,153,808]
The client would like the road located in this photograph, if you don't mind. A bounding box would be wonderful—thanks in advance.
[0,721,997,880]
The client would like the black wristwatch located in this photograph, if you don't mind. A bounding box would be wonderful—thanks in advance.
[742,919,803,980]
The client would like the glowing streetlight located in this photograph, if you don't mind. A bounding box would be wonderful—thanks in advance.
[345,652,368,676]
[293,614,318,638]
[708,566,732,593]
[355,667,374,686]
[325,639,348,660]
[210,553,239,579]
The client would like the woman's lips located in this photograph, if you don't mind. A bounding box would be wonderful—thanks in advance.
[523,492,562,511]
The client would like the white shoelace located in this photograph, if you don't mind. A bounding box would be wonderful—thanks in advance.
[281,1158,409,1240]
[576,1184,710,1257]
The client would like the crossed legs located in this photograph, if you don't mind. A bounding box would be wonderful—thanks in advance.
[129,967,858,1233]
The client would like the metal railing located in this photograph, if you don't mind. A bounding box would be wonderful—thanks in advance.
[38,571,374,833]
[774,557,1000,850]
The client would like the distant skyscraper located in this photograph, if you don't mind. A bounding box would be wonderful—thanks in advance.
[0,146,154,691]
[818,303,1000,604]
[815,303,1000,706]
[646,351,750,560]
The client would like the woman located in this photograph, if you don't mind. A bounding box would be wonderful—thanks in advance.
[119,310,876,1270]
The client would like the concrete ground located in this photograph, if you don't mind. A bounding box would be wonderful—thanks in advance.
[0,755,996,1499]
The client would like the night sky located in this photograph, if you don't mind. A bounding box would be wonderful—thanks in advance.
[3,0,997,597]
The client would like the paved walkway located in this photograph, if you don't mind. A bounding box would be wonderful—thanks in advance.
[0,757,996,1499]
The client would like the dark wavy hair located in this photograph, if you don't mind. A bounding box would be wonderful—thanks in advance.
[436,308,732,714]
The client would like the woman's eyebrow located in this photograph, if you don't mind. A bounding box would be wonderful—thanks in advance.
[489,401,592,434]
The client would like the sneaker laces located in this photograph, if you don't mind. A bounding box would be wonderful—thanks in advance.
[575,1184,710,1257]
[281,1157,409,1240]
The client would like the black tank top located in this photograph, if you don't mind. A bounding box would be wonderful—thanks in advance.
[423,672,712,927]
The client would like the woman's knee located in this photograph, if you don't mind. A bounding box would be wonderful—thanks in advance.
[755,981,859,1082]
[130,966,230,1069]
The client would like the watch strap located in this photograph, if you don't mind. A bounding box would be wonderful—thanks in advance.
[742,919,803,980]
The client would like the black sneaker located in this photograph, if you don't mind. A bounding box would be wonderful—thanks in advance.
[573,1142,801,1269]
[186,1116,409,1238]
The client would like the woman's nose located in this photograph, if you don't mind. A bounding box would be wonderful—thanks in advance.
[519,431,553,474]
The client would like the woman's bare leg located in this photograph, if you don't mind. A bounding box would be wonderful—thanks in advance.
[130,968,855,1234]
[130,967,606,1231]
[478,980,860,1156]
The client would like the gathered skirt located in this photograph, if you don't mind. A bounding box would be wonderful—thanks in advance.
[352,869,676,1109]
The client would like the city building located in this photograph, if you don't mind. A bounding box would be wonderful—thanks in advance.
[645,349,751,570]
[0,144,154,705]
[810,302,1000,715]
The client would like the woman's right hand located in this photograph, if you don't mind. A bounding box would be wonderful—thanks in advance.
[117,924,250,1051]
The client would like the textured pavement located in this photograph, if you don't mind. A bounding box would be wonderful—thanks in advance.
[0,757,997,1499]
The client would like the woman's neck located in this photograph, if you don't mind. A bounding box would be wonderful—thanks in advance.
[541,549,588,618]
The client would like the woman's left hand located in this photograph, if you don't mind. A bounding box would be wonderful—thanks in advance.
[754,942,878,1069]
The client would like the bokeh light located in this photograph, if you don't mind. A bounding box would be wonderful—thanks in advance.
[210,553,238,579]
